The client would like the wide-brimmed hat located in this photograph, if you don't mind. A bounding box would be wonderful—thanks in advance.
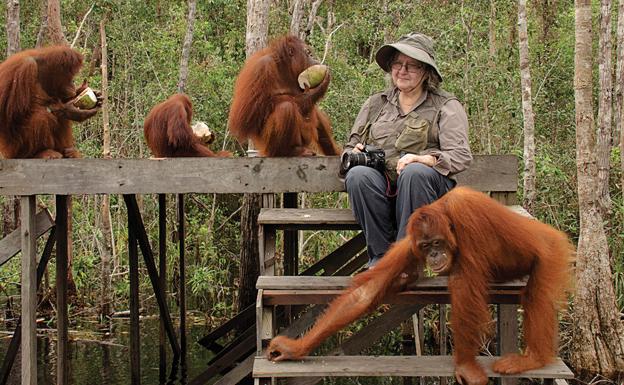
[375,32,442,81]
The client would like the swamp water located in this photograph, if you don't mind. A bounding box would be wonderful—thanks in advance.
[0,317,219,384]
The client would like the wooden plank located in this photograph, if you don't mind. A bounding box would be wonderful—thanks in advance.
[258,205,527,228]
[0,155,517,195]
[128,220,141,385]
[254,356,573,379]
[187,333,256,385]
[0,209,53,267]
[258,209,357,226]
[212,354,255,385]
[20,196,37,385]
[498,304,519,385]
[55,196,69,385]
[256,276,528,290]
[263,289,521,305]
[198,304,255,349]
[301,233,366,276]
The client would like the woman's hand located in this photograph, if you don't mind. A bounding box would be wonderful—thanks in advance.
[397,153,436,174]
[352,143,365,153]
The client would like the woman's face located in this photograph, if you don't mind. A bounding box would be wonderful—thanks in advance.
[390,53,425,94]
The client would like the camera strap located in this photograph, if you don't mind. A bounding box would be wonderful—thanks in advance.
[384,172,398,198]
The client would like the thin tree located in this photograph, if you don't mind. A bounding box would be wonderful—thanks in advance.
[2,0,20,239]
[571,0,624,377]
[6,0,20,55]
[177,0,197,94]
[517,0,537,213]
[98,13,115,321]
[237,0,270,314]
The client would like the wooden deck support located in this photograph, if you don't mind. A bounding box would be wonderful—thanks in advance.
[20,196,37,385]
[128,209,141,385]
[158,194,167,382]
[123,195,181,356]
[0,226,55,385]
[177,194,187,363]
[55,196,69,385]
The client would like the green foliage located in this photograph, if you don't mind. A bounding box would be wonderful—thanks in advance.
[0,0,623,350]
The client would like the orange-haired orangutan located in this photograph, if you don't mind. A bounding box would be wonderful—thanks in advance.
[228,35,341,156]
[267,187,573,385]
[0,45,102,159]
[144,93,231,158]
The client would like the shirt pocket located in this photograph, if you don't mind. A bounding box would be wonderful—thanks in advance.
[395,113,429,154]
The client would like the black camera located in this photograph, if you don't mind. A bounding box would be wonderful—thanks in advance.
[339,145,386,176]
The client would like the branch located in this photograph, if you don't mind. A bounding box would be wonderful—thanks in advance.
[71,3,95,48]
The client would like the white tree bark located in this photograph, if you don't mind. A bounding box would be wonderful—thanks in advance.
[245,0,270,57]
[517,0,537,213]
[572,0,624,376]
[290,0,305,39]
[6,0,20,55]
[177,0,197,94]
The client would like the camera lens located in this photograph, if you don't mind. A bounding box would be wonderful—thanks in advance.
[341,151,368,172]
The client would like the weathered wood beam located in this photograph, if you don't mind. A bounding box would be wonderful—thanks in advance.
[0,156,517,195]
[20,196,36,385]
[0,210,54,267]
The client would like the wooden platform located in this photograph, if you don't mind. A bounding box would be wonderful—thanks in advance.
[253,356,574,379]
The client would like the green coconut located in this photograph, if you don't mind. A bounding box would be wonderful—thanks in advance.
[72,87,98,109]
[298,64,327,90]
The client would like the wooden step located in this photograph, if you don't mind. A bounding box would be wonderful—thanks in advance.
[258,208,360,230]
[257,276,527,290]
[253,356,574,379]
[257,205,529,229]
[257,276,526,306]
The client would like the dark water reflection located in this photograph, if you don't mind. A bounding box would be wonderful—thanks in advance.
[1,318,215,384]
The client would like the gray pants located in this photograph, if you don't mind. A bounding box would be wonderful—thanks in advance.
[345,163,455,266]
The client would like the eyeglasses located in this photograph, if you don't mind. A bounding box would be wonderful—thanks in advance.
[390,61,423,73]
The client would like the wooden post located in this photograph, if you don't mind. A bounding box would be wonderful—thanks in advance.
[128,214,141,385]
[158,194,167,382]
[55,196,69,385]
[498,304,518,385]
[178,194,186,362]
[20,195,36,385]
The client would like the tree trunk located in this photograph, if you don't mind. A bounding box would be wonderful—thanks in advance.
[45,0,67,46]
[99,15,114,320]
[6,0,20,55]
[616,0,624,192]
[177,0,197,94]
[290,0,305,39]
[488,0,496,67]
[571,0,624,377]
[597,0,613,216]
[35,1,48,48]
[517,0,537,213]
[237,0,270,313]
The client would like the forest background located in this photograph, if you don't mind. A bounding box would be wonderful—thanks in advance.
[0,0,623,383]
